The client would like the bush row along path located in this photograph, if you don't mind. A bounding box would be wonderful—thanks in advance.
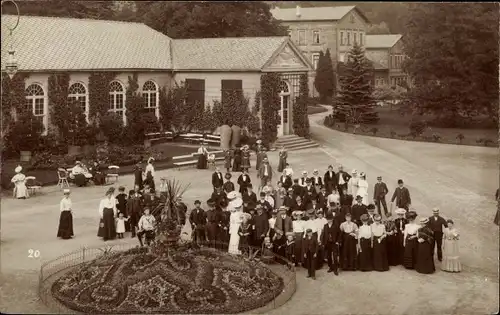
[0,107,498,314]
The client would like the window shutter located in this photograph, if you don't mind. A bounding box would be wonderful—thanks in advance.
[221,80,243,104]
[186,79,205,108]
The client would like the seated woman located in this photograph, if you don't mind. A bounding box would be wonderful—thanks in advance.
[11,165,28,199]
[89,160,105,185]
[71,161,92,187]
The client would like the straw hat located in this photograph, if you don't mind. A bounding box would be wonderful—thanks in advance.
[420,217,429,224]
[351,169,357,174]
[14,165,22,173]
[227,191,238,200]
[395,208,407,215]
[313,169,319,175]
[285,232,294,237]
[302,170,308,175]
[231,198,243,209]
[63,189,71,195]
[374,214,382,221]
[432,207,440,213]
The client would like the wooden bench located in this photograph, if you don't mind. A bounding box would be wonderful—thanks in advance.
[172,154,196,161]
[173,160,198,169]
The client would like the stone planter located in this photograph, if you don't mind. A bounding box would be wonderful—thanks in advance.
[20,150,32,162]
[68,145,82,156]
[220,125,232,150]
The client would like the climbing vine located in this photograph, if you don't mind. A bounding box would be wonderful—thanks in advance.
[1,72,29,138]
[48,72,71,137]
[88,72,115,121]
[293,73,310,137]
[260,73,280,145]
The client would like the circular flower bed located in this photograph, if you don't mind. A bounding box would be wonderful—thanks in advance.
[51,247,284,314]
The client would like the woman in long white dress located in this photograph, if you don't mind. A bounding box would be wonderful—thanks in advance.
[11,165,28,199]
[357,172,369,205]
[228,197,244,254]
[348,170,359,202]
[144,157,156,192]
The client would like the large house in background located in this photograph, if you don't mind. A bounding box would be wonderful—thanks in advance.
[1,15,313,137]
[365,34,408,88]
[270,5,409,94]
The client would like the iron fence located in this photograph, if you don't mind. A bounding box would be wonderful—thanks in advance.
[38,241,296,314]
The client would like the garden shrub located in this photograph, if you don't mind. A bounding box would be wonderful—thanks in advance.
[370,127,378,136]
[4,110,44,153]
[432,133,441,142]
[409,120,427,139]
[260,73,280,145]
[456,133,465,144]
[99,113,124,144]
[390,130,397,138]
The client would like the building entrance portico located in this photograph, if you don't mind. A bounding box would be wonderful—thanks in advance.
[278,80,291,136]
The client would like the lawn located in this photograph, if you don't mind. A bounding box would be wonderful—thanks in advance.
[1,143,199,190]
[325,105,498,147]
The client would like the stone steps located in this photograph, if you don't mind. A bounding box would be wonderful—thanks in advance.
[275,135,319,151]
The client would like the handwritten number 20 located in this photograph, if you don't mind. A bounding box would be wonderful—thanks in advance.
[28,249,40,258]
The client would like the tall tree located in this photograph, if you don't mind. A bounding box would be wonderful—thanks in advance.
[403,3,499,123]
[314,49,336,103]
[335,43,378,126]
[141,2,287,38]
[2,0,115,19]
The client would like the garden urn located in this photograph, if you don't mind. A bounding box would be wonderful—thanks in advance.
[220,125,232,150]
[230,125,241,148]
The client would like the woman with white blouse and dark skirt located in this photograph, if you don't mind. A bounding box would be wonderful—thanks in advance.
[403,211,419,269]
[415,217,436,274]
[340,213,358,271]
[357,214,373,271]
[371,214,389,271]
[97,188,117,241]
[57,189,74,239]
[384,215,399,266]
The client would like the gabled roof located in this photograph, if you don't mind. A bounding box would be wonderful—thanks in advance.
[365,34,403,49]
[172,37,289,71]
[1,15,173,71]
[270,5,369,23]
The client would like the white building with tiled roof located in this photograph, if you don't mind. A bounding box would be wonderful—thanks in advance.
[1,15,312,136]
[364,34,408,88]
[270,5,370,96]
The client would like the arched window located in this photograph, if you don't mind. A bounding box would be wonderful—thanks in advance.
[279,80,290,94]
[142,80,158,116]
[25,83,46,127]
[109,80,126,123]
[68,82,88,118]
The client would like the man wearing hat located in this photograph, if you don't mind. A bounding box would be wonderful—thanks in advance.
[211,186,228,209]
[279,169,293,191]
[314,209,328,269]
[223,173,235,194]
[134,162,144,191]
[237,169,252,194]
[255,142,268,171]
[242,184,257,211]
[303,209,318,240]
[321,212,341,275]
[190,200,207,246]
[256,191,273,216]
[390,179,411,210]
[317,186,328,210]
[311,169,323,190]
[336,165,351,198]
[373,176,389,216]
[274,206,293,236]
[394,208,408,265]
[299,171,309,187]
[304,178,317,207]
[212,167,224,191]
[428,207,448,262]
[205,199,219,248]
[323,165,337,195]
[292,211,305,266]
[291,178,305,199]
[351,195,368,227]
[257,158,273,191]
[253,205,270,247]
[302,228,319,279]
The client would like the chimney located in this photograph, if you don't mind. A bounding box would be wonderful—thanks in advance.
[296,5,301,18]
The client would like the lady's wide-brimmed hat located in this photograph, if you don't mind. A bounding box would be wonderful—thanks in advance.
[395,208,407,215]
[360,213,369,222]
[302,170,308,175]
[224,173,232,180]
[351,169,358,174]
[420,217,429,224]
[227,191,238,200]
[285,232,294,237]
[14,165,22,173]
[231,198,243,210]
[374,214,382,221]
[360,172,366,177]
[278,206,287,214]
[242,213,252,222]
[147,157,155,163]
[406,210,418,220]
[63,189,71,195]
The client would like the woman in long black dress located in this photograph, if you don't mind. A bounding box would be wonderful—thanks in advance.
[403,211,419,269]
[340,213,358,271]
[134,162,144,191]
[415,217,436,274]
[357,214,373,271]
[371,214,389,271]
[384,215,399,266]
[232,146,242,172]
[238,213,252,254]
[494,188,499,226]
[57,189,74,239]
[97,188,117,241]
[277,147,287,173]
[196,143,209,169]
[394,208,408,265]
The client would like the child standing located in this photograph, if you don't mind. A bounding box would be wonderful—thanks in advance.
[115,212,128,239]
[285,232,296,265]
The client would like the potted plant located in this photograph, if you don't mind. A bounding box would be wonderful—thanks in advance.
[5,111,44,162]
[219,123,232,150]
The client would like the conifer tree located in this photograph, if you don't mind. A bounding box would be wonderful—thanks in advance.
[335,43,379,126]
[314,49,336,103]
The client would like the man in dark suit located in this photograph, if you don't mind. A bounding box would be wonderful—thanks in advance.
[242,184,257,212]
[291,178,304,199]
[373,176,389,216]
[256,191,273,216]
[274,207,293,235]
[303,178,317,207]
[351,195,368,227]
[253,205,270,247]
[428,207,448,262]
[302,228,318,279]
[257,158,273,191]
[211,187,227,208]
[212,167,224,191]
[237,169,252,194]
[366,204,376,225]
[336,165,351,198]
[317,186,328,210]
[321,213,341,275]
[279,170,293,191]
[323,165,337,194]
[391,179,411,210]
[189,200,207,246]
[310,169,323,190]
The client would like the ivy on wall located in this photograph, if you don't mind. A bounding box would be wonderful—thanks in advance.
[48,72,70,136]
[293,73,310,137]
[260,73,280,145]
[88,72,115,121]
[1,72,29,137]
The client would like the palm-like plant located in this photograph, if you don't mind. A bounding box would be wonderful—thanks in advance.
[152,178,190,247]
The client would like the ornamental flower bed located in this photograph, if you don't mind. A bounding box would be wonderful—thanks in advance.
[51,247,284,314]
